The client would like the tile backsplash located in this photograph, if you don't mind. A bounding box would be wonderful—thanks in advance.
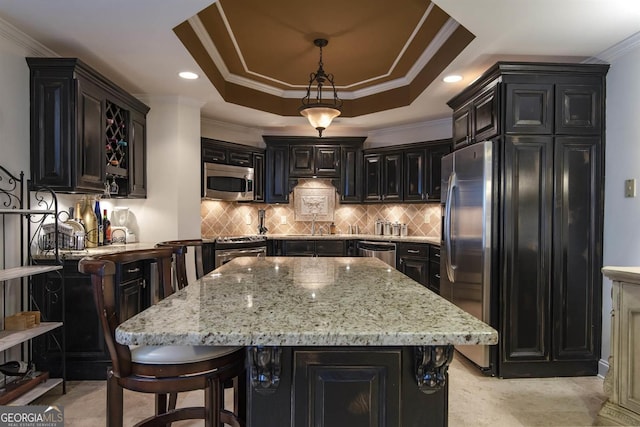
[201,179,441,238]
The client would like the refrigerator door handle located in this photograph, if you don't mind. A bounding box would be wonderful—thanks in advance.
[444,172,457,282]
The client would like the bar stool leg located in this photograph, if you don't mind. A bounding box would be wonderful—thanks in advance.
[106,367,123,427]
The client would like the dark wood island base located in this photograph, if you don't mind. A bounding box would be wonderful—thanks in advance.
[248,345,453,427]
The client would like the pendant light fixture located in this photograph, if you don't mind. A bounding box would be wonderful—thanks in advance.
[299,38,342,137]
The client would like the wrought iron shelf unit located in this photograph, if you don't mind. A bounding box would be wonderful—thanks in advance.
[0,165,66,404]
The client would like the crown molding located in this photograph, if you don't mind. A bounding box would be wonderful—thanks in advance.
[589,31,640,63]
[0,15,58,57]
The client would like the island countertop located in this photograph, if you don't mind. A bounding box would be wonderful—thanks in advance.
[116,256,497,347]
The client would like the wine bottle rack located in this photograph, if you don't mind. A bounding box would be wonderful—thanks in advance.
[105,100,128,178]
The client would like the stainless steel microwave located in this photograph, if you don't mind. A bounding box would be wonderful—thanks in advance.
[203,162,254,201]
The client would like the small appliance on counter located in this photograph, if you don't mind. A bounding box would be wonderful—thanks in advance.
[110,207,136,244]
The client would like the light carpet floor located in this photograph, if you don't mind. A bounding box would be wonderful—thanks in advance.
[32,354,607,426]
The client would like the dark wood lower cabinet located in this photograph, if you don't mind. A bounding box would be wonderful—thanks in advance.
[32,258,155,380]
[247,347,447,427]
[32,261,110,380]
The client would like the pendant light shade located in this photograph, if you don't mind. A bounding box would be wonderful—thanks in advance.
[299,38,342,137]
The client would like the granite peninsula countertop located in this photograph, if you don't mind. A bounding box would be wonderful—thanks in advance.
[32,242,156,260]
[116,256,497,347]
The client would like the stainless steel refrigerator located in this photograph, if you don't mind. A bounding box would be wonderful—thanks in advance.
[440,140,494,370]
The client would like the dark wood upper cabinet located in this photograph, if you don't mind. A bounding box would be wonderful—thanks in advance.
[27,58,149,197]
[451,84,499,149]
[362,151,403,203]
[289,145,340,177]
[403,140,451,202]
[263,136,365,203]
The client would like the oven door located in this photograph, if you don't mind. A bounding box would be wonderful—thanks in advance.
[204,163,254,201]
[215,246,267,268]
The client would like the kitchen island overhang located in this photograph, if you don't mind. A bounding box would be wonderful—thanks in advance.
[116,257,497,426]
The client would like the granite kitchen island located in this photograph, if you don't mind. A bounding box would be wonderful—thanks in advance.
[116,256,497,427]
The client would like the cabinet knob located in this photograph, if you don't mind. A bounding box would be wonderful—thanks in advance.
[435,274,440,279]
[141,279,147,288]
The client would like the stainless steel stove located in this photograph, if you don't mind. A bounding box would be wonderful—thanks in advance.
[214,235,267,267]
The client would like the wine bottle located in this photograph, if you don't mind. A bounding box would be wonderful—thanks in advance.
[103,209,111,245]
[82,197,99,248]
[95,200,103,246]
[0,361,30,376]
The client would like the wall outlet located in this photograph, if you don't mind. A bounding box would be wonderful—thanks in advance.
[625,179,636,198]
[245,214,252,225]
[280,215,287,225]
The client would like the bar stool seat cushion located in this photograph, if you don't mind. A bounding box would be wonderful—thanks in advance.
[131,345,243,365]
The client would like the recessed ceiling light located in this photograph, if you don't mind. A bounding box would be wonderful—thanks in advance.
[443,75,463,83]
[178,71,199,80]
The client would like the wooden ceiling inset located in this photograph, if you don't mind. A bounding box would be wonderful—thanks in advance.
[174,0,474,117]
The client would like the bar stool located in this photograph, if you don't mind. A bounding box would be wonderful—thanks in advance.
[79,247,245,427]
[156,240,247,418]
[156,239,205,290]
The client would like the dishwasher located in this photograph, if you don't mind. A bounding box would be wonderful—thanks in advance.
[357,241,396,268]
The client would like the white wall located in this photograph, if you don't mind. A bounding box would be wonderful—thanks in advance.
[599,32,640,376]
[127,96,203,243]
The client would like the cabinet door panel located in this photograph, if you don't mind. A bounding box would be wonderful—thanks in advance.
[399,257,428,287]
[76,79,106,191]
[552,136,601,361]
[620,283,640,413]
[382,153,402,201]
[473,86,499,142]
[315,240,345,256]
[339,147,361,203]
[253,153,265,202]
[502,136,553,362]
[228,150,252,167]
[404,150,426,201]
[315,146,340,177]
[363,154,381,202]
[266,146,290,203]
[505,84,553,134]
[289,146,314,176]
[426,143,451,202]
[293,350,401,427]
[128,109,146,198]
[31,78,72,188]
[555,84,602,135]
[453,106,471,149]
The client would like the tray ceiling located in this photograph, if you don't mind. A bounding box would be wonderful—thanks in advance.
[174,0,474,117]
